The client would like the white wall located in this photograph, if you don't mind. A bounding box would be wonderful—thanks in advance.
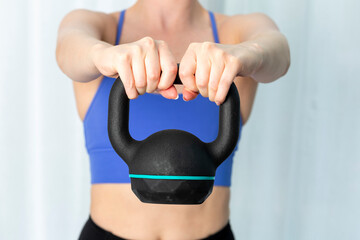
[0,0,359,239]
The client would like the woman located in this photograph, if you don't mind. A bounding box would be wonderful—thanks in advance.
[56,0,290,239]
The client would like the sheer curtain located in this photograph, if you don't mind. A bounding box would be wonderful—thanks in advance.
[0,0,359,239]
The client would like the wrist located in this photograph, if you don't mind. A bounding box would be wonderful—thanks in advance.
[250,42,264,76]
[89,41,112,66]
[247,42,265,78]
[236,41,264,78]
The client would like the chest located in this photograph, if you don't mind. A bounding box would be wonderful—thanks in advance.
[118,24,218,62]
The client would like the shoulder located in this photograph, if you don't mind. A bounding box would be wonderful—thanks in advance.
[213,12,280,43]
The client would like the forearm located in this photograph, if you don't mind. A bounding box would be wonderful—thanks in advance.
[56,31,109,82]
[240,31,291,83]
[55,10,113,82]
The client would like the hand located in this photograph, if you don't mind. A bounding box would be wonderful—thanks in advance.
[179,42,262,105]
[91,37,178,100]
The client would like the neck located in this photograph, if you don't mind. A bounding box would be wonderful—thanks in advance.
[130,0,206,32]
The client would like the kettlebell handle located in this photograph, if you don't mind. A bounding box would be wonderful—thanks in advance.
[108,64,240,167]
[172,64,182,84]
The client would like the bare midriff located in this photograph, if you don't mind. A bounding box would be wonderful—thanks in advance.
[90,184,230,240]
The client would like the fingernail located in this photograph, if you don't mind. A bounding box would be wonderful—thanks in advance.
[173,94,179,100]
[183,95,188,102]
[215,101,220,106]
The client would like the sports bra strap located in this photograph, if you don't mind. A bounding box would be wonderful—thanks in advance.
[208,11,220,44]
[115,9,126,45]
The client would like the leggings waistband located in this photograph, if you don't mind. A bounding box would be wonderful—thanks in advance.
[79,215,235,240]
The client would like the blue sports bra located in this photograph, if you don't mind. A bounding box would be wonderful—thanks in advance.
[83,9,242,186]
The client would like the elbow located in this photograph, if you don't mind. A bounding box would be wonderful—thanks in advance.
[271,33,291,80]
[283,57,291,77]
[279,55,290,79]
[272,56,290,81]
[279,51,291,78]
[55,41,64,71]
[55,19,68,74]
[55,40,68,76]
[280,36,291,78]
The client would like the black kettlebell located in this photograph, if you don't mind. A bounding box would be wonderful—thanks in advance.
[108,64,240,204]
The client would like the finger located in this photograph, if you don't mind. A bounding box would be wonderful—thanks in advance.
[195,56,210,98]
[179,44,198,93]
[158,86,179,99]
[132,51,147,95]
[144,39,161,93]
[214,64,238,105]
[116,63,138,99]
[182,87,199,101]
[208,61,224,102]
[157,41,178,99]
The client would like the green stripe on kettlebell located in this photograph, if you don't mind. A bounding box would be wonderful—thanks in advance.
[129,174,215,180]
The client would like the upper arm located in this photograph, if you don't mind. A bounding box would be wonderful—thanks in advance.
[220,13,279,125]
[57,9,117,44]
[230,12,280,42]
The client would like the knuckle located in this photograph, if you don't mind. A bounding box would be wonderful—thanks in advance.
[222,76,233,84]
[123,81,132,91]
[167,64,178,75]
[135,79,146,88]
[227,55,240,65]
[228,75,236,83]
[196,78,207,88]
[188,42,198,49]
[129,93,137,100]
[142,36,155,48]
[209,82,218,91]
[202,42,215,51]
[201,92,209,98]
[147,72,159,82]
[157,40,166,47]
[216,96,225,104]
[157,81,167,90]
[126,80,134,89]
[216,50,227,59]
[131,44,142,54]
[179,68,190,79]
[116,52,130,64]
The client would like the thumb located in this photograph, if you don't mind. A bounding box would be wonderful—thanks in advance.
[157,85,179,100]
[182,87,198,101]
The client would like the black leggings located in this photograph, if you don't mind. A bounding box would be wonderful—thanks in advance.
[79,216,235,240]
